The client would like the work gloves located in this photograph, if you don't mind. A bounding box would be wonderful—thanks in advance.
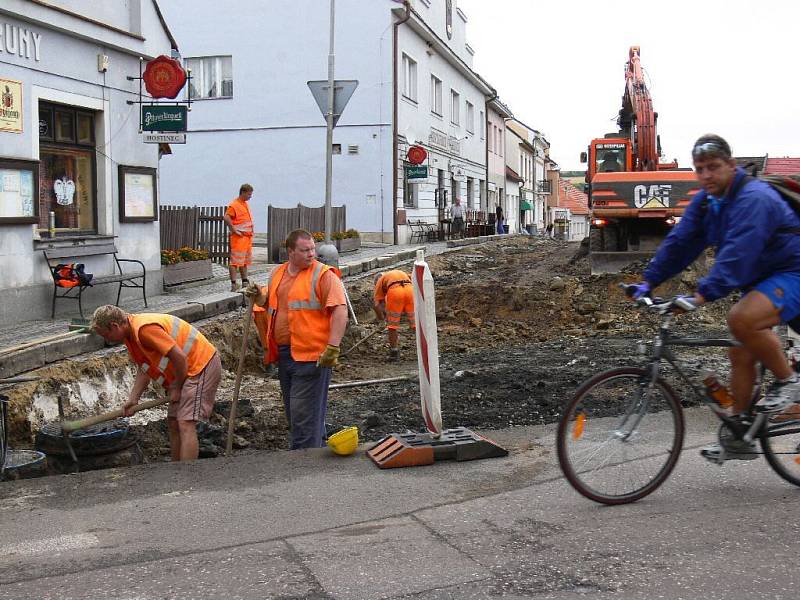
[317,344,340,368]
[243,282,261,300]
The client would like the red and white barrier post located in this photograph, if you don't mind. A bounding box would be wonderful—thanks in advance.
[412,249,443,437]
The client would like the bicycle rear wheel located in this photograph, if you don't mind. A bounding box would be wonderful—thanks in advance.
[760,422,800,487]
[557,367,685,505]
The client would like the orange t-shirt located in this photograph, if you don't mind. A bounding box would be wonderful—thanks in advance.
[225,198,253,235]
[373,270,411,303]
[274,269,346,345]
[137,323,176,356]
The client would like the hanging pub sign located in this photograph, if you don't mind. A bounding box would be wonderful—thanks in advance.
[141,105,187,132]
[405,165,428,180]
[142,55,187,99]
[406,145,427,165]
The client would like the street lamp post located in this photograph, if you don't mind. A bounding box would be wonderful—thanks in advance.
[316,0,339,267]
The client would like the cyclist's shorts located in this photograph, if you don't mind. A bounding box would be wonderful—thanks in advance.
[753,272,800,322]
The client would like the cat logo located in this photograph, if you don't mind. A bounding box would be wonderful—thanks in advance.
[633,184,672,209]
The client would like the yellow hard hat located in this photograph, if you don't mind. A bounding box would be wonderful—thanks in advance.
[327,426,359,456]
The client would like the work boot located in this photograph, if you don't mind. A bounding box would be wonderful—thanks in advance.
[389,347,400,362]
[230,280,240,292]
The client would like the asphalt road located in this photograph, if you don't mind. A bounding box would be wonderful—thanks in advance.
[1,408,799,599]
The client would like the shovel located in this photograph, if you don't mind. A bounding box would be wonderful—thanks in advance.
[226,295,255,456]
[61,397,170,433]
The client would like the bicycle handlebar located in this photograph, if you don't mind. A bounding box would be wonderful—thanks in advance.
[619,283,697,315]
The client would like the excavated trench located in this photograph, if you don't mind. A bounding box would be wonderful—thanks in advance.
[1,237,735,478]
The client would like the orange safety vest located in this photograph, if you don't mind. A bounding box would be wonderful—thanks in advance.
[124,314,217,387]
[378,270,411,296]
[259,260,338,363]
[227,198,254,237]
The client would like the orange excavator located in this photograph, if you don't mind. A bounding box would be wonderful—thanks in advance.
[582,46,699,273]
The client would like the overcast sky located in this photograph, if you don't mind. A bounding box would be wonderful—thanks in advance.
[457,0,799,171]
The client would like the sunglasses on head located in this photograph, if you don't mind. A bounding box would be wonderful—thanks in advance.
[692,141,730,159]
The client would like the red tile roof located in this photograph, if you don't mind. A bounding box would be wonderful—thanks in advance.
[558,179,589,215]
[765,157,800,176]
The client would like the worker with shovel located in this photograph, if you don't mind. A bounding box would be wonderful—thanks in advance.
[90,305,221,461]
[373,270,415,361]
[245,229,348,449]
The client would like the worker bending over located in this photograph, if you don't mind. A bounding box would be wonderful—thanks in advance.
[373,270,416,361]
[91,305,221,461]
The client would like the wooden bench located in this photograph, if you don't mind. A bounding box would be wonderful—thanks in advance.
[42,244,147,319]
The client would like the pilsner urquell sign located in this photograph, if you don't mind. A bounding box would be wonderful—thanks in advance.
[141,105,187,132]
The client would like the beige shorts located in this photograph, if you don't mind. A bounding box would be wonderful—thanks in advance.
[168,353,222,422]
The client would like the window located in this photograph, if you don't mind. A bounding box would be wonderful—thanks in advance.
[430,75,442,115]
[465,101,474,134]
[479,111,485,140]
[450,89,460,125]
[487,124,493,152]
[403,172,418,208]
[185,55,234,99]
[402,54,417,102]
[38,102,96,233]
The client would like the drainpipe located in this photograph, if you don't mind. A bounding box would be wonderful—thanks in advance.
[392,1,412,245]
[484,93,497,213]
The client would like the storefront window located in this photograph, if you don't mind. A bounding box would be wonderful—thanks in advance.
[38,102,97,233]
[38,148,95,231]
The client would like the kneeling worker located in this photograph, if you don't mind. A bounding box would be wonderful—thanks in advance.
[373,270,416,360]
[91,305,221,461]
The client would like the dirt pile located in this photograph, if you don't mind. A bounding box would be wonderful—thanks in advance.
[3,236,735,466]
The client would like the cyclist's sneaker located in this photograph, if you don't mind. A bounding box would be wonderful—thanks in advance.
[700,440,758,463]
[756,378,800,413]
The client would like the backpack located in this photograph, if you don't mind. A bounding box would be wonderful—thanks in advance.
[53,263,94,288]
[700,174,800,233]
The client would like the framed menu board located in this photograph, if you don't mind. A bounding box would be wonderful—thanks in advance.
[118,165,158,222]
[0,158,39,224]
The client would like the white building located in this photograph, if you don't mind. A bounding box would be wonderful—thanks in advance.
[157,0,494,244]
[0,0,174,323]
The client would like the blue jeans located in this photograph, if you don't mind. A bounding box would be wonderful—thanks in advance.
[277,345,331,449]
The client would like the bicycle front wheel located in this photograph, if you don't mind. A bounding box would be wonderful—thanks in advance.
[557,367,685,505]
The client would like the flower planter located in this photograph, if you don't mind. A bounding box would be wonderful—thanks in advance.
[162,258,213,286]
[335,237,361,253]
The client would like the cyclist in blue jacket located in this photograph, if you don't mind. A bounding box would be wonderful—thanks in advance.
[630,134,800,462]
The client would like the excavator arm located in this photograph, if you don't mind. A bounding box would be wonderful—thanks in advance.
[618,46,658,171]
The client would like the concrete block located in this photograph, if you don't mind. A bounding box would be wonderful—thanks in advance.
[167,303,206,323]
[377,255,394,268]
[43,333,104,363]
[366,257,378,271]
[338,264,351,277]
[188,292,244,317]
[0,346,46,379]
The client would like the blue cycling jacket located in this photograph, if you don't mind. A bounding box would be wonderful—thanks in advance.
[643,168,800,301]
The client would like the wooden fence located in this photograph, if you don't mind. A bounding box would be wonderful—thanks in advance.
[266,203,346,263]
[160,205,231,266]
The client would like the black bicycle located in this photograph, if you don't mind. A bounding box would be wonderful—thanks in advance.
[556,286,800,505]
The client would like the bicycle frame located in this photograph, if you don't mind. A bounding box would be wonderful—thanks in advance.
[638,312,769,444]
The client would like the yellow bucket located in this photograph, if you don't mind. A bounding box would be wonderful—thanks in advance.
[327,426,359,456]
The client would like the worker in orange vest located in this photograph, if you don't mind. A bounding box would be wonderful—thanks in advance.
[91,305,221,461]
[373,270,415,361]
[246,229,348,449]
[223,183,255,292]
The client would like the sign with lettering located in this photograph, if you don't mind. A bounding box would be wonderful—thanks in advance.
[406,165,428,180]
[0,78,22,133]
[143,132,186,144]
[428,129,447,150]
[0,23,42,61]
[141,105,187,132]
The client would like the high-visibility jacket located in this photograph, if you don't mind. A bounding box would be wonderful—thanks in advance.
[125,314,216,387]
[226,197,253,237]
[374,270,411,301]
[260,260,337,363]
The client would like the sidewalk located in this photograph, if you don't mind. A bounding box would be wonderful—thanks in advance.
[0,237,456,379]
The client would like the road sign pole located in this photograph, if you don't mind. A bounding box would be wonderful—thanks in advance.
[317,0,340,267]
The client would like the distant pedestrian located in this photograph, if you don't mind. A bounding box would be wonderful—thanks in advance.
[373,270,416,361]
[91,305,221,462]
[496,204,504,234]
[546,223,554,238]
[245,229,348,449]
[450,197,466,239]
[224,183,254,292]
